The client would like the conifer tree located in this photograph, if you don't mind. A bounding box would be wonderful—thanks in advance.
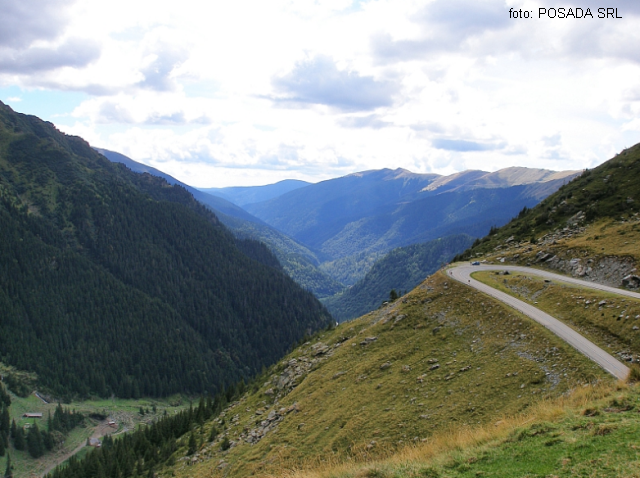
[26,424,44,458]
[187,432,197,456]
[4,453,12,478]
[0,408,9,437]
[12,426,25,451]
[0,435,5,457]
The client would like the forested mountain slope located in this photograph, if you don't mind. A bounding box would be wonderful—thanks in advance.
[244,167,579,262]
[0,101,331,400]
[95,148,264,225]
[96,148,342,297]
[323,234,474,321]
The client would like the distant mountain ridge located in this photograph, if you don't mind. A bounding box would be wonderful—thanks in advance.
[200,179,310,206]
[422,167,579,196]
[243,166,580,264]
[95,148,264,225]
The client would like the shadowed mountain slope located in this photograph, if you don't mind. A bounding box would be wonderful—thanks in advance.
[95,149,342,298]
[0,101,331,399]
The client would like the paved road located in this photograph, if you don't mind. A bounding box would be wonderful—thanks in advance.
[448,264,640,381]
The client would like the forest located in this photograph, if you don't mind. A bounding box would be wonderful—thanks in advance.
[0,101,332,400]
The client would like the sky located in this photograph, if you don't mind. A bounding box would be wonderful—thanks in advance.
[1,0,639,187]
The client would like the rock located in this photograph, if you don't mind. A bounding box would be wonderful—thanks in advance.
[401,365,411,373]
[622,275,640,289]
[599,300,607,306]
[264,388,274,396]
[429,364,440,371]
[380,362,392,370]
[312,343,330,356]
[394,315,406,324]
[360,337,378,346]
[332,371,347,379]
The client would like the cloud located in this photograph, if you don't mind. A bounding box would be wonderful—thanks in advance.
[271,55,398,111]
[373,0,509,62]
[339,114,392,129]
[0,37,101,74]
[96,101,135,124]
[137,46,189,92]
[432,138,505,152]
[0,0,75,49]
[542,134,562,147]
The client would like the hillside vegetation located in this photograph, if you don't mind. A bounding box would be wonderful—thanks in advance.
[456,143,640,261]
[323,234,474,322]
[98,148,342,298]
[0,101,331,400]
[154,270,608,477]
[244,168,577,263]
[40,144,640,477]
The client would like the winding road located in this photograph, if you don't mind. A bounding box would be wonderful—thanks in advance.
[448,264,640,381]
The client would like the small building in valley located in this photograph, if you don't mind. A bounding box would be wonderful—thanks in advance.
[23,413,43,419]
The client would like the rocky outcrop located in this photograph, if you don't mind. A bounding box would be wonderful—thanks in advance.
[537,252,637,288]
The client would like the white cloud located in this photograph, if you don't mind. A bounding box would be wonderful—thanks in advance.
[6,0,640,186]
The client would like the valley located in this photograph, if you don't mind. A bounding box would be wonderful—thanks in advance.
[0,101,639,477]
[0,383,189,478]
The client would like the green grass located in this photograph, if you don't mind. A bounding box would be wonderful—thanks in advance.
[472,270,640,363]
[457,143,640,261]
[0,385,189,477]
[161,271,610,478]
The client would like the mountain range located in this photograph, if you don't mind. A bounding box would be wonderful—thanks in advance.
[97,149,580,319]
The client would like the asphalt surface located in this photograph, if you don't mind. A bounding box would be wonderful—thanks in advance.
[448,264,640,381]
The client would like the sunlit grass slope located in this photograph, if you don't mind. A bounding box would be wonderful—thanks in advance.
[161,271,609,478]
[279,381,640,478]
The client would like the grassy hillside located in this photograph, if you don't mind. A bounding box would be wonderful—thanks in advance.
[279,381,640,478]
[456,143,640,261]
[148,270,610,478]
[323,234,475,322]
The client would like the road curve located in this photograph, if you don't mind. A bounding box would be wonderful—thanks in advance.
[448,264,640,381]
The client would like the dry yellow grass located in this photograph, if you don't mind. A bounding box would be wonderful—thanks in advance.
[272,381,627,478]
[164,271,609,478]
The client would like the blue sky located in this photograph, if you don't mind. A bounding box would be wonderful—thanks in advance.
[1,0,639,187]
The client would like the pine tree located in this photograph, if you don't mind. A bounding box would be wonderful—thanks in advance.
[13,426,25,451]
[0,435,5,457]
[187,432,197,456]
[0,407,9,437]
[4,453,12,478]
[26,424,44,458]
